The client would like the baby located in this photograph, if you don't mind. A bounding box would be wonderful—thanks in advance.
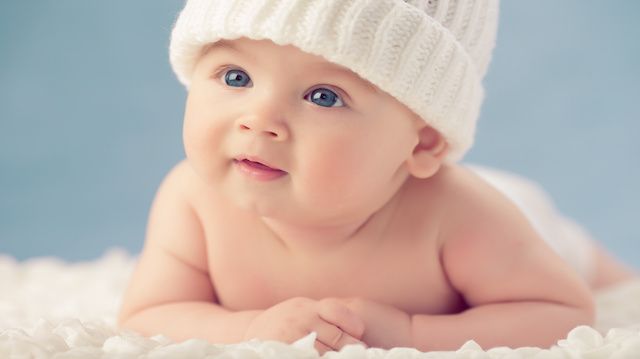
[117,0,636,353]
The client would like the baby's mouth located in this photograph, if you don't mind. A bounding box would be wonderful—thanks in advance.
[233,157,288,181]
[238,159,277,171]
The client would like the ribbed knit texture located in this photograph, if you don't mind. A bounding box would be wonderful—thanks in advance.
[170,0,499,161]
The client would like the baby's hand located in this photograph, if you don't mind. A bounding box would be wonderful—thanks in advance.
[338,298,413,349]
[243,297,366,354]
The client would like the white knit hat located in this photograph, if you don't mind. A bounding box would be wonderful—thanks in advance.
[169,0,499,161]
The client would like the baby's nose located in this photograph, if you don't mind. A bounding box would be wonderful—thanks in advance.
[237,116,289,141]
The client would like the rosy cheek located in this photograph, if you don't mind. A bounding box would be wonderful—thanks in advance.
[300,140,362,190]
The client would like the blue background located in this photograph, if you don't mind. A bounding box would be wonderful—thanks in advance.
[1,2,638,267]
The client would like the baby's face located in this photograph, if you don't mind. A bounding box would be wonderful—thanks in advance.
[183,37,422,224]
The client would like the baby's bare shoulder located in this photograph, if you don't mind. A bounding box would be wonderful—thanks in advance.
[145,159,210,270]
[117,161,215,322]
[429,164,592,308]
[165,160,230,211]
[431,163,543,253]
[397,163,509,248]
[159,159,203,200]
[406,163,508,222]
[414,163,523,225]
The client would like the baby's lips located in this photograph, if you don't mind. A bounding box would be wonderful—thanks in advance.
[244,159,279,171]
[234,155,286,172]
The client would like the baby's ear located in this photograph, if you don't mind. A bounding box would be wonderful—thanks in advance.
[406,124,448,179]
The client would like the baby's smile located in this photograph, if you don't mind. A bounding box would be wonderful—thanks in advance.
[233,157,287,181]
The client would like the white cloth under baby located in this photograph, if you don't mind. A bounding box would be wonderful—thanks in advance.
[465,164,595,282]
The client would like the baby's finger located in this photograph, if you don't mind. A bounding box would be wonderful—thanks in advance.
[317,298,365,339]
[313,320,366,350]
[314,340,332,355]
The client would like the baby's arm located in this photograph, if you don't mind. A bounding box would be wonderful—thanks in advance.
[339,183,596,350]
[117,161,257,342]
[410,191,595,351]
[117,161,364,353]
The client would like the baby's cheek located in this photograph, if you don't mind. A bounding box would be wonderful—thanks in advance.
[183,121,211,159]
[182,117,228,181]
[183,92,223,151]
[299,145,366,198]
[183,108,226,156]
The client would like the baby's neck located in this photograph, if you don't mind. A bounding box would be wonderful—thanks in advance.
[259,191,404,255]
[260,217,368,252]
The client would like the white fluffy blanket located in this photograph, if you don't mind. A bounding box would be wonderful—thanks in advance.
[2,248,640,358]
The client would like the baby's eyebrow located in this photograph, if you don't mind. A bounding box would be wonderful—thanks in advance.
[205,41,380,95]
[205,41,238,54]
[304,54,384,95]
[308,63,380,95]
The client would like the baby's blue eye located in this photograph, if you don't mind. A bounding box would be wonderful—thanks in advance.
[224,70,251,87]
[221,68,345,108]
[305,88,344,107]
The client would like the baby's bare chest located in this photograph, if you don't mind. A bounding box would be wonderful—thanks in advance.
[199,213,466,316]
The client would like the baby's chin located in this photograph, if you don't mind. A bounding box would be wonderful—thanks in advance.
[229,194,348,227]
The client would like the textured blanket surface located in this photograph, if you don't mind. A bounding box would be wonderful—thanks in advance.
[1,248,640,358]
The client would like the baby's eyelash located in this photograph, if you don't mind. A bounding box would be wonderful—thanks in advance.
[214,65,252,87]
[212,65,348,109]
[213,65,238,77]
[304,86,346,108]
